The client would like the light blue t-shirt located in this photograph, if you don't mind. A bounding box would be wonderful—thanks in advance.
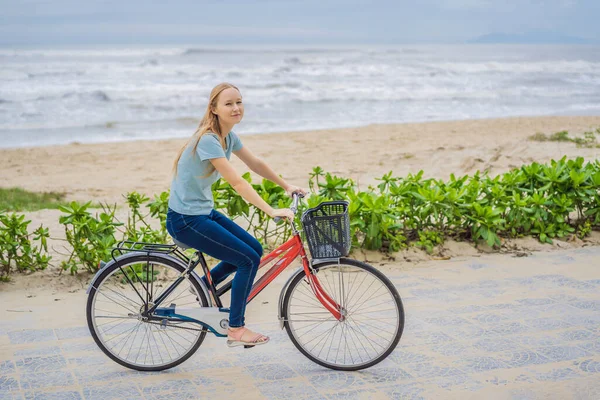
[169,131,243,215]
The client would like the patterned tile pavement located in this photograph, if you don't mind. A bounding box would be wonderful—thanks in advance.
[1,247,599,399]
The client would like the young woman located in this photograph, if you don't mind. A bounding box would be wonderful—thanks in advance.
[166,82,306,347]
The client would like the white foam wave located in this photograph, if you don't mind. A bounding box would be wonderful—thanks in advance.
[433,60,600,74]
[1,44,600,147]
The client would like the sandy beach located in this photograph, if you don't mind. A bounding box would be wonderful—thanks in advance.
[2,116,600,204]
[1,115,600,293]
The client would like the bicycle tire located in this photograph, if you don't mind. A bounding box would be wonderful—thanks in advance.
[86,254,209,371]
[282,258,404,371]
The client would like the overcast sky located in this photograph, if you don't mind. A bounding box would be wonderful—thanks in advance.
[1,0,599,45]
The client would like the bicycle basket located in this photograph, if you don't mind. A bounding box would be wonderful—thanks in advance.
[301,201,351,259]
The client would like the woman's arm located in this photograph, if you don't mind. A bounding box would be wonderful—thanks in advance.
[233,146,291,190]
[210,157,293,219]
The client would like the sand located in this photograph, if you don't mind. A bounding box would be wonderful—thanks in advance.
[1,115,600,293]
[2,116,600,204]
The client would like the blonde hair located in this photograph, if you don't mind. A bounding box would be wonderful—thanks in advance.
[172,82,241,176]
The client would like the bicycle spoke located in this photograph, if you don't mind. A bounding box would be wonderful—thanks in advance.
[347,318,386,351]
[315,321,338,358]
[101,318,135,337]
[350,298,395,316]
[347,285,389,313]
[95,289,139,315]
[289,312,332,315]
[345,276,380,313]
[115,322,140,357]
[345,322,368,363]
[344,269,360,311]
[325,323,340,362]
[343,272,369,313]
[347,316,392,345]
[345,320,382,357]
[321,271,338,304]
[96,317,136,328]
[295,285,326,307]
[351,308,398,316]
[300,321,339,348]
[290,296,326,309]
[338,264,345,311]
[105,321,140,351]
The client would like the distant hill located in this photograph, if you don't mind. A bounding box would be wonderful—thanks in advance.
[468,32,595,44]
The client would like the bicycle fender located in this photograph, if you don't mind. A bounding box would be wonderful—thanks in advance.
[85,252,213,307]
[277,265,305,329]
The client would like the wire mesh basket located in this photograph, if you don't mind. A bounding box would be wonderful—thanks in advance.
[301,201,351,259]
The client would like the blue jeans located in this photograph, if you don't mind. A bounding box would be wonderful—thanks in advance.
[166,208,263,328]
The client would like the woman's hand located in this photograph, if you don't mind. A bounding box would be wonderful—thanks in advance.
[284,185,308,197]
[270,208,295,220]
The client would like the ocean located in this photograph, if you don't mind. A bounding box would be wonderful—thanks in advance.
[1,44,599,148]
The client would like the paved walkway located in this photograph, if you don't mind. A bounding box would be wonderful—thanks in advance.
[1,247,599,399]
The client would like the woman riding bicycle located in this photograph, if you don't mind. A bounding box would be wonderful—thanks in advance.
[166,82,307,348]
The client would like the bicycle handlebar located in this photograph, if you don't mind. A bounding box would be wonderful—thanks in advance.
[273,192,305,223]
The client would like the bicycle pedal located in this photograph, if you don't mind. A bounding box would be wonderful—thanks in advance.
[243,345,255,349]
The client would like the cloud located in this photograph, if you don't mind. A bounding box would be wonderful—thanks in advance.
[0,0,598,44]
[428,0,580,11]
[0,22,343,38]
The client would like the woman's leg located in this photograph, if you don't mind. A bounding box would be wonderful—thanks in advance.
[211,209,263,257]
[171,212,260,328]
[198,210,263,287]
[209,210,263,326]
[207,211,263,285]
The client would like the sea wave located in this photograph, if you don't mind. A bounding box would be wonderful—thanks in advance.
[62,90,111,102]
[27,71,85,78]
[2,44,600,148]
[140,59,159,67]
[432,60,600,74]
[182,47,359,56]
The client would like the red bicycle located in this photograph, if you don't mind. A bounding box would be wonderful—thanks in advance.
[86,193,404,371]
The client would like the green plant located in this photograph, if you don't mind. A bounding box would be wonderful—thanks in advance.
[550,130,570,142]
[45,155,600,270]
[529,128,600,148]
[350,190,405,251]
[316,172,355,201]
[572,131,597,148]
[122,192,169,245]
[465,203,505,248]
[212,173,293,247]
[531,220,556,244]
[58,202,122,274]
[528,132,548,142]
[576,220,592,239]
[414,230,444,254]
[0,187,70,212]
[0,212,51,279]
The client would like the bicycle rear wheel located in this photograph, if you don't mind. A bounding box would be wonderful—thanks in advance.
[86,254,209,371]
[282,258,404,371]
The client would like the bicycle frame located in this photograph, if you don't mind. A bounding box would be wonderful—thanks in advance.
[147,230,342,322]
[217,231,342,321]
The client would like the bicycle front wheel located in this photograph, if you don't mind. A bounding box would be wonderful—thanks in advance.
[86,254,209,371]
[282,258,404,371]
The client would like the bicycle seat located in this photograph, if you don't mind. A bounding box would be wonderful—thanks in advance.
[172,238,192,250]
